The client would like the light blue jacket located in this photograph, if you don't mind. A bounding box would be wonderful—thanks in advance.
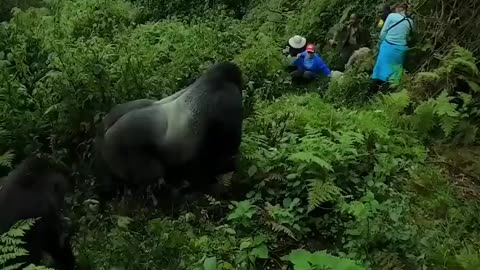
[380,13,414,46]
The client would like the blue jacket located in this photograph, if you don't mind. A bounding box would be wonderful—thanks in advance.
[293,52,331,76]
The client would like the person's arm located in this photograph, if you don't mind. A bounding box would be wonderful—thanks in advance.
[292,52,305,67]
[313,56,332,77]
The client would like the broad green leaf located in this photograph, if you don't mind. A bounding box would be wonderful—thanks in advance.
[466,80,480,92]
[116,216,133,229]
[288,249,312,267]
[240,241,251,250]
[247,165,257,177]
[286,173,297,180]
[225,228,236,235]
[203,256,217,270]
[293,263,312,270]
[251,244,268,259]
[311,156,333,171]
[309,251,365,270]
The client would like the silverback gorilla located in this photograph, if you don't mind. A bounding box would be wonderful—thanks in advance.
[0,157,75,269]
[94,61,244,200]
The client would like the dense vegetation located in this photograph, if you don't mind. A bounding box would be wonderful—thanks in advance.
[1,0,480,269]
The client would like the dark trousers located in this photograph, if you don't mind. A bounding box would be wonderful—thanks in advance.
[286,65,297,73]
[290,69,317,84]
[368,79,390,95]
[339,44,359,71]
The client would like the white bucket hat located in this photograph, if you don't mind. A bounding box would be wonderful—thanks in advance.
[288,35,307,49]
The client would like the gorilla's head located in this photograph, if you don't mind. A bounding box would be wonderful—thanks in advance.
[6,156,69,203]
[203,61,243,90]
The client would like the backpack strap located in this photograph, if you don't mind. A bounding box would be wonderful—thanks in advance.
[386,16,405,32]
[385,15,412,32]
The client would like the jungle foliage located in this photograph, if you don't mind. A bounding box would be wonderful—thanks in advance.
[1,0,480,269]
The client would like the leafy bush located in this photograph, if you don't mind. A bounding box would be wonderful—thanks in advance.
[55,0,138,39]
[2,0,480,269]
[133,0,251,21]
[406,46,480,99]
[324,71,371,107]
[237,93,430,265]
[285,249,366,270]
[0,0,283,162]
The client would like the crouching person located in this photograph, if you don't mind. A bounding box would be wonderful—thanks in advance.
[291,44,332,84]
[283,35,308,72]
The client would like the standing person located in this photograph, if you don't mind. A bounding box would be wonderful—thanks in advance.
[329,13,371,71]
[370,2,413,93]
[291,44,331,84]
[377,1,392,28]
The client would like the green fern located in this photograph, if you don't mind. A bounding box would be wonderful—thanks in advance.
[411,46,479,98]
[434,91,460,137]
[381,90,411,117]
[0,150,14,168]
[221,176,232,187]
[289,152,333,172]
[205,194,221,205]
[464,79,480,93]
[266,221,296,240]
[307,179,342,211]
[264,173,284,183]
[0,218,53,270]
[455,246,480,270]
[1,263,27,270]
[412,90,462,138]
[216,172,233,187]
[0,128,11,142]
[436,46,479,78]
[242,153,257,161]
[413,100,435,136]
[264,202,298,240]
[371,251,406,270]
[415,71,441,83]
[0,126,14,170]
[23,265,55,270]
[448,46,479,75]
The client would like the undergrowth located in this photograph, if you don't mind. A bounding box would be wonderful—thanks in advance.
[1,0,480,269]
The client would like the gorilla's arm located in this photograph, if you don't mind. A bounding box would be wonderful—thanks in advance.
[206,86,243,175]
[44,218,75,270]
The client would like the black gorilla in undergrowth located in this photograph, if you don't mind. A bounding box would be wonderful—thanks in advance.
[0,156,75,270]
[94,61,244,202]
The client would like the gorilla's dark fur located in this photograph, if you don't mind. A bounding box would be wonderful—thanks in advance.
[94,61,244,200]
[0,156,75,270]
